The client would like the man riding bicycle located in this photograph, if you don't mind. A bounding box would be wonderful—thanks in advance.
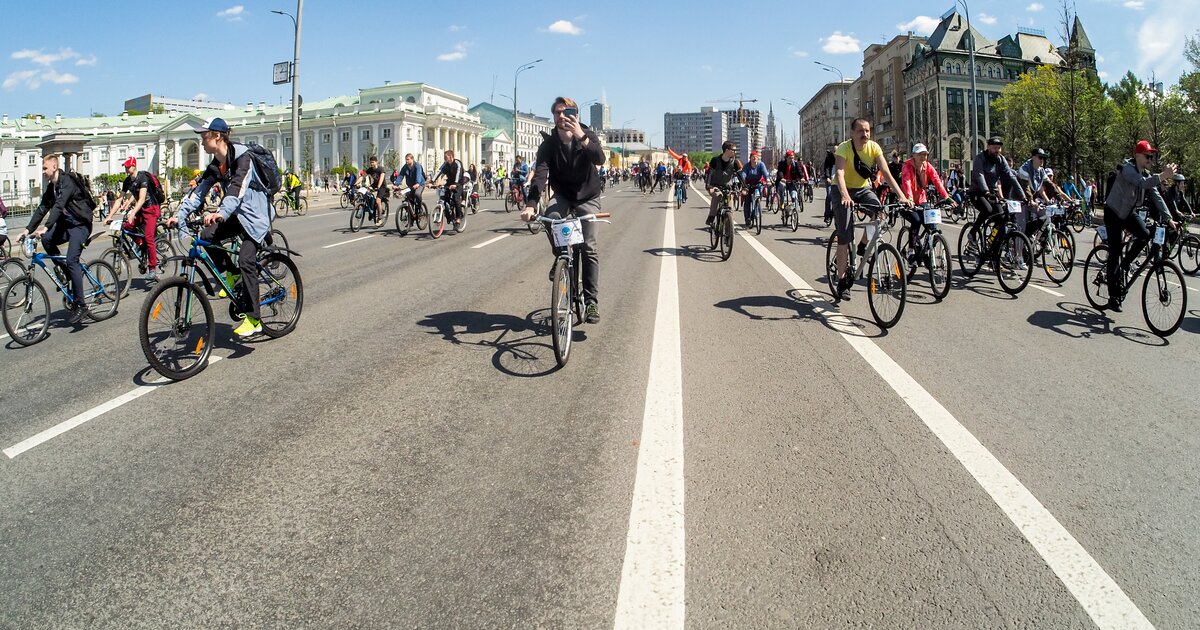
[520,96,605,323]
[430,149,467,225]
[774,149,808,213]
[395,153,426,206]
[283,170,303,211]
[1102,140,1178,312]
[968,137,1027,228]
[705,141,742,228]
[362,156,389,219]
[510,155,530,199]
[740,151,770,226]
[103,156,162,281]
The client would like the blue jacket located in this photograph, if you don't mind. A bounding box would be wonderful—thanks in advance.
[742,161,769,186]
[177,143,273,244]
[396,163,426,188]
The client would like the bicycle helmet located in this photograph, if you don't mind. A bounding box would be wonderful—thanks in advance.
[1174,173,1186,182]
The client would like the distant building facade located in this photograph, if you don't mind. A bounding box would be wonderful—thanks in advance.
[663,107,726,154]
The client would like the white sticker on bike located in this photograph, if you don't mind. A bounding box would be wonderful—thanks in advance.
[1007,200,1022,214]
[552,218,585,247]
[108,221,123,235]
[1046,205,1063,217]
[924,208,941,225]
[1154,226,1166,245]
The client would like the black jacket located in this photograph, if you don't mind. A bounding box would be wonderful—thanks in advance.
[27,171,92,231]
[528,124,605,206]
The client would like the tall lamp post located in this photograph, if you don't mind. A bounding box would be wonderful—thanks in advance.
[959,0,978,174]
[513,59,542,164]
[271,2,303,176]
[814,61,847,142]
[782,98,802,161]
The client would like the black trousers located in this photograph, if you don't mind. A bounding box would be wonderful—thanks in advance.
[542,197,600,305]
[201,216,260,319]
[42,220,90,306]
[1102,207,1151,303]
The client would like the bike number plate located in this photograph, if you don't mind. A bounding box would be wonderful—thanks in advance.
[1007,200,1022,214]
[1046,205,1063,217]
[1154,226,1166,245]
[552,218,585,247]
[1096,225,1107,242]
[923,208,941,225]
[108,221,123,235]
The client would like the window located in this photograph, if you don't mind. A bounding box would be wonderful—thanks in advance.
[341,131,350,142]
[382,128,391,139]
[266,137,275,149]
[2,180,9,193]
[418,129,423,141]
[28,154,36,166]
[322,132,331,143]
[361,129,371,140]
[322,157,330,169]
[955,63,962,74]
[29,179,36,192]
[82,152,90,163]
[137,147,145,158]
[283,136,292,147]
[406,126,412,140]
[100,149,109,160]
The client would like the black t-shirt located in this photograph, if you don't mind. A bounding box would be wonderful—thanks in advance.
[438,159,464,185]
[364,166,386,189]
[123,171,149,200]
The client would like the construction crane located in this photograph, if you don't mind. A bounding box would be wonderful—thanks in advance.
[706,93,758,126]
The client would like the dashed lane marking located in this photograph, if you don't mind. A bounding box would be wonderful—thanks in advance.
[321,235,376,249]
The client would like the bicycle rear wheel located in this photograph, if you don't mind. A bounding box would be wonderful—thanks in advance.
[98,248,133,298]
[825,233,840,297]
[374,200,389,228]
[1142,260,1186,337]
[1179,234,1200,275]
[297,198,308,216]
[0,259,25,307]
[996,231,1033,295]
[2,274,50,346]
[429,203,445,239]
[1043,230,1076,285]
[453,205,467,233]
[140,276,214,381]
[550,258,573,366]
[257,252,303,338]
[957,222,984,278]
[868,243,907,328]
[928,233,952,300]
[720,214,734,261]
[82,260,121,321]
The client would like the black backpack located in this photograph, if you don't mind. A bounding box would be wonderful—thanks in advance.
[66,171,98,214]
[143,171,166,205]
[242,143,282,196]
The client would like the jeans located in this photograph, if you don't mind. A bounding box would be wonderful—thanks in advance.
[42,219,90,306]
[1102,206,1151,303]
[542,196,600,305]
[743,185,765,224]
[201,215,261,319]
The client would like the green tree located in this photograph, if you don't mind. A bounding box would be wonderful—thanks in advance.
[688,151,715,171]
[1108,72,1150,156]
[302,134,315,179]
[383,149,400,173]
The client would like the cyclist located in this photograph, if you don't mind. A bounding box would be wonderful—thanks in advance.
[654,161,668,192]
[774,149,808,217]
[167,117,273,337]
[1016,148,1052,240]
[968,137,1026,229]
[705,141,742,228]
[103,156,162,281]
[395,152,427,209]
[1102,140,1177,312]
[520,96,605,323]
[13,154,95,323]
[363,156,389,219]
[831,118,912,302]
[430,149,466,225]
[1164,173,1192,218]
[637,157,652,194]
[673,154,691,203]
[511,155,530,199]
[740,151,770,226]
[899,143,949,262]
[283,170,303,211]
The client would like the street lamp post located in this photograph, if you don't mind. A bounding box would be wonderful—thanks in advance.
[513,59,542,164]
[782,98,802,161]
[959,0,978,166]
[271,1,303,177]
[814,61,846,142]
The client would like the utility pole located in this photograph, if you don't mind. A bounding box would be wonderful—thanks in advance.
[271,1,303,175]
[513,59,542,164]
[960,0,978,180]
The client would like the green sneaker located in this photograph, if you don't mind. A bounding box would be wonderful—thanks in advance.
[233,315,262,337]
[217,272,240,298]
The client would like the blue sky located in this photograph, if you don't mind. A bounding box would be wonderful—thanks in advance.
[2,0,1195,146]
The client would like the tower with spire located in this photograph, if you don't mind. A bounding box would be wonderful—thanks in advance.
[763,103,778,163]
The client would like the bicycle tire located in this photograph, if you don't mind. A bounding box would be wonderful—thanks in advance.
[140,276,214,381]
[297,198,308,216]
[896,226,911,253]
[996,231,1033,295]
[504,193,514,213]
[1179,234,1200,275]
[257,252,303,339]
[868,243,907,329]
[929,233,952,300]
[374,201,389,228]
[453,205,467,234]
[2,274,50,346]
[83,260,121,321]
[429,203,445,239]
[1043,230,1075,285]
[754,203,762,236]
[396,203,413,236]
[0,259,26,307]
[1082,245,1111,310]
[274,197,290,218]
[709,220,719,250]
[825,233,840,297]
[1070,209,1088,233]
[98,247,133,298]
[789,207,799,232]
[528,219,541,234]
[350,203,365,233]
[957,222,984,278]
[720,214,734,261]
[1142,260,1186,337]
[339,192,351,209]
[550,258,572,366]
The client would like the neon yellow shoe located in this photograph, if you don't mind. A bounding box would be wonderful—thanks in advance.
[233,315,262,337]
[217,272,241,298]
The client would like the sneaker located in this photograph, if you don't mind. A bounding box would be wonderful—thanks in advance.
[144,270,158,282]
[67,305,89,324]
[217,272,240,299]
[837,276,853,302]
[1108,299,1123,313]
[233,316,263,337]
[585,302,600,324]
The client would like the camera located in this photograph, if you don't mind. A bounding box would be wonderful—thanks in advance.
[562,107,578,118]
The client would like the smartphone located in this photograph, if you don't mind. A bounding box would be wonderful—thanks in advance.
[563,107,578,118]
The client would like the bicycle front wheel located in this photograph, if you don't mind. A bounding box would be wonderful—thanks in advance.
[868,244,907,328]
[350,204,365,233]
[99,247,133,298]
[928,233,952,300]
[339,192,351,209]
[996,231,1033,295]
[274,197,290,218]
[1179,234,1200,275]
[83,260,121,321]
[754,204,762,236]
[2,274,50,346]
[429,204,445,239]
[550,258,573,366]
[1070,209,1088,233]
[1142,260,1187,336]
[1081,245,1111,310]
[825,233,840,297]
[720,214,734,261]
[789,207,799,232]
[257,252,303,338]
[396,203,413,236]
[1043,230,1076,285]
[140,276,214,381]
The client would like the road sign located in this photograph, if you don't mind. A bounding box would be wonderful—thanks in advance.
[273,62,291,85]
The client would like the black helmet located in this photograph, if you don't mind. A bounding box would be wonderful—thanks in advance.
[1031,148,1048,159]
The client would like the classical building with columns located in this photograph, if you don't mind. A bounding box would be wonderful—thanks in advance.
[0,82,484,206]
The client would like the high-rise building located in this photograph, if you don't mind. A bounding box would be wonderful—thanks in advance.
[589,102,610,131]
[800,80,855,165]
[663,107,727,154]
[854,33,927,156]
[721,109,762,153]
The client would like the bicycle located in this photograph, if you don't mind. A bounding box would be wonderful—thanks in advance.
[92,213,180,298]
[1172,215,1200,275]
[273,191,308,218]
[824,203,907,328]
[673,178,686,210]
[1063,198,1091,233]
[349,187,389,232]
[339,185,359,210]
[534,211,610,366]
[504,181,525,213]
[464,180,479,215]
[746,184,765,236]
[780,182,801,232]
[139,216,303,380]
[896,199,954,301]
[2,236,121,345]
[1082,219,1187,336]
[393,188,429,237]
[803,180,814,204]
[1028,202,1077,285]
[957,197,1034,295]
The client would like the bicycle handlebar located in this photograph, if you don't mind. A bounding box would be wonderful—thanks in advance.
[533,212,611,223]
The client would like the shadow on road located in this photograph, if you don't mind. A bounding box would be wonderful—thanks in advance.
[644,245,724,263]
[415,309,569,377]
[715,290,886,338]
[1026,301,1165,346]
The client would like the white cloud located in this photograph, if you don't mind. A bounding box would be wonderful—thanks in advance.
[75,55,97,67]
[1096,53,1105,63]
[978,12,997,25]
[897,16,939,36]
[700,64,712,71]
[448,24,465,32]
[3,68,77,90]
[217,5,244,21]
[12,47,80,66]
[1124,0,1144,8]
[821,31,862,54]
[546,20,583,35]
[193,92,208,101]
[792,50,810,58]
[1135,1,1191,78]
[62,88,71,95]
[1099,71,1109,80]
[1026,2,1044,11]
[437,42,471,62]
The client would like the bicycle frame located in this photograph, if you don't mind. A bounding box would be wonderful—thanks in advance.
[23,249,107,306]
[850,207,896,279]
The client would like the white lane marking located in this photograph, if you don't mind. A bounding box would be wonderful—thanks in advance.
[614,208,685,628]
[4,357,224,459]
[0,334,9,341]
[1167,280,1198,293]
[321,235,376,249]
[306,211,340,218]
[1030,284,1066,297]
[692,189,1154,630]
[471,234,511,249]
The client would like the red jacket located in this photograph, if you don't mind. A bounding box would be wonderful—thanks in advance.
[901,159,948,206]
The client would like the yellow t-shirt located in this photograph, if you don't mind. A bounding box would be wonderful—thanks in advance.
[835,140,884,190]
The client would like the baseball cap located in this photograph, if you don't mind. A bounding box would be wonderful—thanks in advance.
[1032,148,1048,158]
[749,150,759,157]
[987,137,1004,146]
[1134,140,1157,155]
[122,156,137,168]
[785,149,794,157]
[192,117,231,134]
[1044,168,1055,178]
[911,143,929,155]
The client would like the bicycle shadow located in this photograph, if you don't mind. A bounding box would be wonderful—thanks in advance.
[644,245,724,263]
[777,236,826,247]
[415,309,569,377]
[950,273,1019,301]
[713,289,887,338]
[1179,309,1200,335]
[1026,301,1165,346]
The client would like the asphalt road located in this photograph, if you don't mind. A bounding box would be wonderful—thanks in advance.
[0,183,1196,628]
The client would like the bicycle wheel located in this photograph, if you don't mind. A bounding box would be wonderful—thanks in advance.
[528,219,541,234]
[720,214,734,261]
[996,231,1033,295]
[754,202,762,235]
[1142,260,1187,337]
[868,243,907,329]
[550,258,572,366]
[504,193,514,213]
[709,217,719,250]
[1082,245,1111,310]
[0,259,26,307]
[957,222,983,278]
[1179,234,1200,275]
[453,205,467,234]
[825,233,841,297]
[396,203,413,236]
[896,226,911,254]
[1043,230,1076,285]
[98,247,133,298]
[2,274,49,346]
[339,192,351,209]
[257,252,303,339]
[350,203,365,233]
[274,197,290,218]
[374,201,389,228]
[140,276,214,381]
[928,233,952,300]
[1070,209,1088,233]
[82,260,121,321]
[269,228,290,253]
[789,207,799,232]
[428,203,445,239]
[297,198,308,216]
